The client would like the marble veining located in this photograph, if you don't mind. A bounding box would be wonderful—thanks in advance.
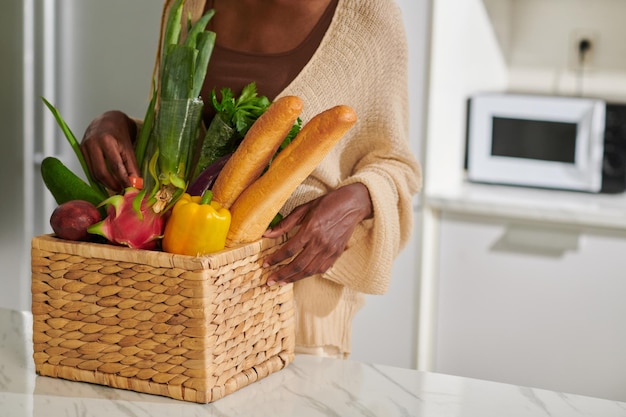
[2,307,625,416]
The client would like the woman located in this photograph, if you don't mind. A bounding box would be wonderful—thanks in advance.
[80,0,421,358]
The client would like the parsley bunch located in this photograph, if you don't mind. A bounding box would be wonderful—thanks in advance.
[212,82,271,138]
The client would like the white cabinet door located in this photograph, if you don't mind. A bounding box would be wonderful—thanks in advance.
[435,211,626,402]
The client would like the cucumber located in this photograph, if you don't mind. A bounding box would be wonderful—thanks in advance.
[41,156,107,207]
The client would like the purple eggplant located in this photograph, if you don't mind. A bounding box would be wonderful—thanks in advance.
[187,153,231,196]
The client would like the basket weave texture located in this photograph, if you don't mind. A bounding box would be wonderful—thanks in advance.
[31,234,295,403]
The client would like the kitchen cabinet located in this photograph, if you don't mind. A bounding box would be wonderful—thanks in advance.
[435,209,626,402]
[417,0,626,402]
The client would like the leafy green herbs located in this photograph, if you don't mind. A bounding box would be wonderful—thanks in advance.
[192,83,270,179]
[211,82,271,138]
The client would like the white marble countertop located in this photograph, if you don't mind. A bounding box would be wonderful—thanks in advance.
[426,181,626,230]
[2,308,626,416]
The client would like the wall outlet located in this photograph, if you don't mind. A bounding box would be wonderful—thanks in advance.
[569,29,598,71]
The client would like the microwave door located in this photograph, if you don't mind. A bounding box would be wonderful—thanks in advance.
[467,94,605,193]
[490,117,577,164]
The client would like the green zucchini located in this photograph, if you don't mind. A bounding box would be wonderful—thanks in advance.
[41,156,107,207]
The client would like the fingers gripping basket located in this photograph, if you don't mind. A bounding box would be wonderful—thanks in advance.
[31,234,295,403]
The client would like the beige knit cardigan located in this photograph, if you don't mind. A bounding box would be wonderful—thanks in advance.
[158,0,422,354]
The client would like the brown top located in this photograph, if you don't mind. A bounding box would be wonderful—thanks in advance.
[200,0,338,123]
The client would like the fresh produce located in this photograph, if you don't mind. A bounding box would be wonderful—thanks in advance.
[38,3,356,255]
[51,0,217,251]
[135,1,216,213]
[41,98,107,197]
[214,83,271,138]
[162,191,231,256]
[187,153,231,197]
[226,105,358,246]
[40,156,107,209]
[191,83,271,180]
[40,1,216,251]
[188,91,303,198]
[147,97,204,209]
[129,175,144,190]
[211,95,304,209]
[50,200,102,241]
[40,96,108,215]
[87,188,165,250]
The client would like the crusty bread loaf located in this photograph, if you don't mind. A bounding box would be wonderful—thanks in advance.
[211,95,304,209]
[226,104,358,246]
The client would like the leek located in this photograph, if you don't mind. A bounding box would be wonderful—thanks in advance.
[140,0,216,212]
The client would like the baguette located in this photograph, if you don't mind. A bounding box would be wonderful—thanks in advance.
[226,104,358,246]
[211,95,303,209]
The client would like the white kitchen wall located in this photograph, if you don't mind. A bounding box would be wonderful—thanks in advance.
[423,0,508,195]
[485,0,626,101]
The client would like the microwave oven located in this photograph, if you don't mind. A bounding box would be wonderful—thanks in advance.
[465,93,626,193]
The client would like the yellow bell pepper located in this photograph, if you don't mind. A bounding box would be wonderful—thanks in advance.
[162,191,231,256]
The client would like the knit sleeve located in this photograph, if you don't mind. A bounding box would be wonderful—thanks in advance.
[285,0,422,295]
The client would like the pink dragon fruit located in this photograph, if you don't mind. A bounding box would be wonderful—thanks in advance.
[88,187,165,250]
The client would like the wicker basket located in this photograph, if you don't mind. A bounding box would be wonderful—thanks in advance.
[31,234,295,403]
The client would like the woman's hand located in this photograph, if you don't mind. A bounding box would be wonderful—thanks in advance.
[80,110,140,193]
[263,182,373,286]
